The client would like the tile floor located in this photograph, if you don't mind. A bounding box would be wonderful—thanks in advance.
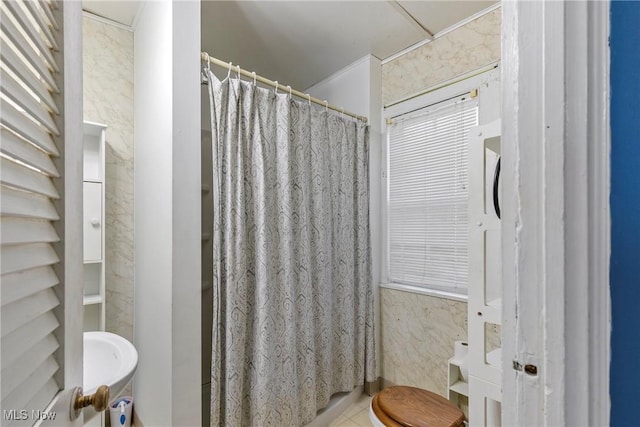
[328,393,373,427]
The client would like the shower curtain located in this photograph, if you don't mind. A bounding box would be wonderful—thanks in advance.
[207,70,375,427]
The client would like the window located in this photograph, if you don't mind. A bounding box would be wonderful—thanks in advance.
[382,68,499,297]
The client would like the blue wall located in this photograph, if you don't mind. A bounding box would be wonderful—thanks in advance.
[610,2,640,425]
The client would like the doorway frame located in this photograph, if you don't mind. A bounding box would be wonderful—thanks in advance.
[501,1,610,425]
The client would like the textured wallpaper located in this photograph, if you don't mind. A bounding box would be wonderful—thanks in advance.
[82,16,134,343]
[380,289,501,396]
[379,8,502,396]
[382,8,501,106]
[380,289,468,395]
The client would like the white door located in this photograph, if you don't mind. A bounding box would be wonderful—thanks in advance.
[1,0,88,425]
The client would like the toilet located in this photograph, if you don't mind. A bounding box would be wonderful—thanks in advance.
[369,386,465,427]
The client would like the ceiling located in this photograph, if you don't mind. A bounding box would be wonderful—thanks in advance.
[83,1,497,89]
[83,1,141,28]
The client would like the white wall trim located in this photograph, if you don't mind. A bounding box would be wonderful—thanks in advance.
[501,1,610,425]
[130,2,146,32]
[57,0,85,396]
[82,10,133,32]
[171,2,202,424]
[381,37,430,65]
[502,2,566,424]
[433,2,501,40]
[502,2,563,424]
[380,283,468,303]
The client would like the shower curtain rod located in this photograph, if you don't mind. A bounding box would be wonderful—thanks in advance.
[201,52,368,123]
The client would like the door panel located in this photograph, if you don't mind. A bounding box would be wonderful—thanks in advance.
[1,1,84,425]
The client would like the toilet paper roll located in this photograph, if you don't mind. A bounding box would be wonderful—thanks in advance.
[454,340,468,361]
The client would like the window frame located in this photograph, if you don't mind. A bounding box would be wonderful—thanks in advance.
[381,65,501,301]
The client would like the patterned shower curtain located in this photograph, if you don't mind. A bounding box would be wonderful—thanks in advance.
[206,69,375,427]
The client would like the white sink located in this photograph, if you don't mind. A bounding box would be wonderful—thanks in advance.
[83,332,137,421]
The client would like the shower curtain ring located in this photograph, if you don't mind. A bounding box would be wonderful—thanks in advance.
[287,85,292,98]
[204,52,211,72]
[324,100,328,112]
[307,94,311,106]
[236,64,241,81]
[252,71,257,86]
[227,62,232,80]
[275,81,279,95]
[341,108,345,118]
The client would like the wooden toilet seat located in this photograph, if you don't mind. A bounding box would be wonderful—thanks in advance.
[371,386,465,427]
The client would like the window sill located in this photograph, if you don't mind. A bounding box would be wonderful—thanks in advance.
[378,282,468,303]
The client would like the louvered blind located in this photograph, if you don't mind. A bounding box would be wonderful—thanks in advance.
[387,95,478,292]
[1,0,63,422]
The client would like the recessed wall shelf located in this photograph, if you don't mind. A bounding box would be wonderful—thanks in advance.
[83,295,103,306]
[83,121,106,332]
[447,357,469,408]
[467,119,503,424]
[449,381,468,396]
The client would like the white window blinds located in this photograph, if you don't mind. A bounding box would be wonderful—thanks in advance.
[387,95,478,291]
[1,0,64,422]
